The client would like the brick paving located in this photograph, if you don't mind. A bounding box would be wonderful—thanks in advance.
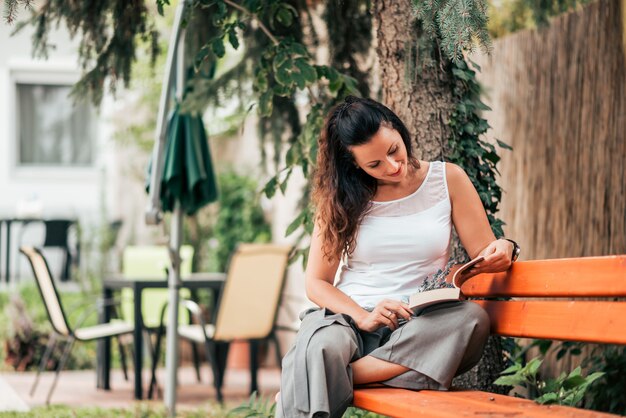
[0,365,281,412]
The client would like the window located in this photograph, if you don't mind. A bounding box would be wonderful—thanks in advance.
[17,83,94,166]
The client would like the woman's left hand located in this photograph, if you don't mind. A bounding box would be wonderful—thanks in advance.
[469,239,513,275]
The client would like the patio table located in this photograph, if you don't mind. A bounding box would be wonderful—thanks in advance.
[97,272,226,400]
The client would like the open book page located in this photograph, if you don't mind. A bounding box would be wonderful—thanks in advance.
[408,256,485,311]
[451,256,485,288]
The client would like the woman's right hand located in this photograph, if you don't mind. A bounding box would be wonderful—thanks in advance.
[356,299,414,332]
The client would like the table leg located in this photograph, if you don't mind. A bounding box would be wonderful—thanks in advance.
[97,287,113,390]
[0,221,4,284]
[249,340,258,394]
[5,221,11,283]
[133,282,143,400]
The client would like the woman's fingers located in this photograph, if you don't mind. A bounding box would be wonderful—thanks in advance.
[383,301,413,320]
[377,313,396,330]
[371,300,415,331]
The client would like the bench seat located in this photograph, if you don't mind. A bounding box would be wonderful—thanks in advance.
[352,255,626,418]
[353,387,617,417]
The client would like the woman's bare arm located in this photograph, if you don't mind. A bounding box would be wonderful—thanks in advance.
[446,163,513,273]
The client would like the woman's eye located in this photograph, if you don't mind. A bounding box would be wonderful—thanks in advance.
[389,147,398,154]
[369,162,380,169]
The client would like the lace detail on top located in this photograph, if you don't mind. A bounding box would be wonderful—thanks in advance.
[367,161,449,218]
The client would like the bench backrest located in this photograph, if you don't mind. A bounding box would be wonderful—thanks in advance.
[462,255,626,344]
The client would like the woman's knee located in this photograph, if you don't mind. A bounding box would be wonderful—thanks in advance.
[460,301,490,338]
[308,324,358,362]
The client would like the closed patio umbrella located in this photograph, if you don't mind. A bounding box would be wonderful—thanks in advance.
[145,1,217,415]
[160,104,218,215]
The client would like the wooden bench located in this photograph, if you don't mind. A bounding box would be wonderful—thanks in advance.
[353,255,626,417]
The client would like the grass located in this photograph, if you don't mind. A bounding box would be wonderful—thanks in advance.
[0,405,385,418]
[0,404,230,418]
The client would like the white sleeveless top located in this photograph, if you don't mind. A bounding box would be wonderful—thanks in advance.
[335,161,452,309]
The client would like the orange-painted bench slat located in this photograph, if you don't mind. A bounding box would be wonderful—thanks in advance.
[426,390,618,417]
[474,300,626,344]
[353,388,615,418]
[462,256,626,298]
[353,387,527,418]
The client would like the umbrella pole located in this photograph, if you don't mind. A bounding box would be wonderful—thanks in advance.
[164,3,187,415]
[165,202,183,416]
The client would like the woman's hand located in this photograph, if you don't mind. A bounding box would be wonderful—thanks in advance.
[356,299,414,332]
[469,239,513,275]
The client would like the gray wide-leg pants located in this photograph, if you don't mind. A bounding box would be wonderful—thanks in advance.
[276,301,490,418]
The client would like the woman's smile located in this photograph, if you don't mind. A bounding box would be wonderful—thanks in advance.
[389,164,403,177]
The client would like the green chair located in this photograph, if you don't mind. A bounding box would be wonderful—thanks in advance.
[120,245,194,328]
[120,245,202,389]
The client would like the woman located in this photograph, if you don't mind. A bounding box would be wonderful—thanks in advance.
[276,96,518,418]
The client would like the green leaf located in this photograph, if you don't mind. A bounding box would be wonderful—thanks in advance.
[272,51,289,72]
[562,375,587,390]
[292,72,306,89]
[194,45,212,70]
[276,7,293,27]
[543,378,560,393]
[468,59,482,72]
[475,99,492,111]
[263,177,278,199]
[254,69,268,92]
[211,38,225,58]
[292,43,309,57]
[156,0,170,16]
[259,91,273,117]
[275,62,292,86]
[286,211,306,236]
[500,363,522,375]
[295,59,317,83]
[483,152,500,164]
[342,75,360,94]
[272,84,291,97]
[496,139,513,151]
[567,366,582,378]
[228,28,239,50]
[463,122,476,134]
[535,392,559,404]
[285,142,300,166]
[493,375,525,387]
[280,168,293,194]
[328,77,343,93]
[452,68,470,81]
[525,358,543,377]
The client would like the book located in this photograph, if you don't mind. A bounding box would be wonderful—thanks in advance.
[408,256,485,311]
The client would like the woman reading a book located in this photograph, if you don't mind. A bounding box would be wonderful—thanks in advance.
[276,96,519,418]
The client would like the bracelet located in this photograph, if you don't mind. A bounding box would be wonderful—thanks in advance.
[504,238,521,262]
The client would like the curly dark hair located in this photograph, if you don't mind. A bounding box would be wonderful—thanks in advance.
[313,96,420,260]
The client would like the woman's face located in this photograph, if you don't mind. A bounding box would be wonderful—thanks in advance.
[349,125,409,184]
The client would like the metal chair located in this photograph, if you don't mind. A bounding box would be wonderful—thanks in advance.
[148,243,292,402]
[20,246,134,405]
[16,219,80,282]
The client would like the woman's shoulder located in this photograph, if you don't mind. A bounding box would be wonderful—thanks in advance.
[442,162,473,199]
[442,162,466,179]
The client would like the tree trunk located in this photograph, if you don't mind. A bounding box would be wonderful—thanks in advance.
[372,0,507,394]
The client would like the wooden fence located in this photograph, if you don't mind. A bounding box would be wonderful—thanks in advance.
[473,0,625,260]
[472,0,625,378]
